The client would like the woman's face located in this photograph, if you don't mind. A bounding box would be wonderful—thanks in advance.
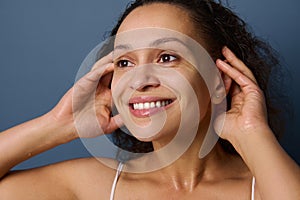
[111,3,211,143]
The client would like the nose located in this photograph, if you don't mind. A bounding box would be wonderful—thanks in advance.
[129,64,161,91]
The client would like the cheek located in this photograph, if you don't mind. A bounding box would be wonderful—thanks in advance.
[185,72,211,116]
[111,69,122,91]
[194,76,210,100]
[196,82,211,116]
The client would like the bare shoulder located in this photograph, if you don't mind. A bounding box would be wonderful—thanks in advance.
[0,157,119,200]
[61,157,120,198]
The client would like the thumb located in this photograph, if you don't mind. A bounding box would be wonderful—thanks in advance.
[213,112,228,139]
[104,114,124,134]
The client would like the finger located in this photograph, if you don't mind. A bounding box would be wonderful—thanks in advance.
[104,114,124,134]
[222,47,257,84]
[91,52,113,71]
[230,82,241,97]
[97,66,113,88]
[84,52,114,83]
[216,59,256,90]
[221,72,232,95]
[74,63,113,98]
[86,63,114,83]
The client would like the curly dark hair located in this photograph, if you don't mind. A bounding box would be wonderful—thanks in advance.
[103,0,291,156]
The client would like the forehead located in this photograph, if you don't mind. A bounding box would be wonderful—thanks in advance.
[113,28,193,61]
[117,3,197,39]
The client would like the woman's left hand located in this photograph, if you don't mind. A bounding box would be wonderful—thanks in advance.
[215,47,300,200]
[214,47,271,153]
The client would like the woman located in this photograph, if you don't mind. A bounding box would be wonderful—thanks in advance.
[0,0,299,199]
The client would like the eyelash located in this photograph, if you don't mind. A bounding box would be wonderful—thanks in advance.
[158,54,178,63]
[116,59,134,68]
[116,53,178,68]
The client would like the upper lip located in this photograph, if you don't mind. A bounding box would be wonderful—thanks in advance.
[128,96,176,104]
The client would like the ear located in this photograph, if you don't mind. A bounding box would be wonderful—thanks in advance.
[211,70,232,104]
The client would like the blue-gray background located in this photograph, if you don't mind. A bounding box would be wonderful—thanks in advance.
[0,0,299,169]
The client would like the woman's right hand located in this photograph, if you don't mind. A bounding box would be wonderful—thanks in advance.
[48,52,122,139]
[0,52,122,180]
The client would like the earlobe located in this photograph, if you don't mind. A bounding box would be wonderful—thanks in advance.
[211,71,229,104]
[211,89,226,104]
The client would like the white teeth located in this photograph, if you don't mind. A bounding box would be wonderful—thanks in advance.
[156,101,161,108]
[132,100,172,110]
[144,102,150,109]
[150,102,155,108]
[133,104,139,110]
[138,103,144,110]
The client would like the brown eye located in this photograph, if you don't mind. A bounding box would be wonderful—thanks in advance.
[159,54,177,63]
[117,60,134,68]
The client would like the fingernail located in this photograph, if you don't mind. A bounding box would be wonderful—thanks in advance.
[222,46,228,54]
[217,59,230,69]
[216,59,222,65]
[217,59,225,65]
[222,46,235,59]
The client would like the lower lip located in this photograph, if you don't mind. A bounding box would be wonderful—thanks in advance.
[129,102,174,118]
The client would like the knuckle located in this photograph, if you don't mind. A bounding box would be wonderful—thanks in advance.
[250,87,264,97]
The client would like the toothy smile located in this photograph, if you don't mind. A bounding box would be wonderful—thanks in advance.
[128,97,175,117]
[132,100,172,110]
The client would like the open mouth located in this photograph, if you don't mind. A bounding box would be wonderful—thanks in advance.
[131,99,172,110]
[128,98,175,117]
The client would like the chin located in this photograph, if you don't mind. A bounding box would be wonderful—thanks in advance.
[133,123,179,146]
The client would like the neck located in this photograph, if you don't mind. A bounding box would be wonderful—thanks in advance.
[122,114,248,192]
[157,136,229,191]
[150,114,237,192]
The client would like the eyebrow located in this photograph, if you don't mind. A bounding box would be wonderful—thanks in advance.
[114,37,187,51]
[114,44,132,51]
[149,37,187,47]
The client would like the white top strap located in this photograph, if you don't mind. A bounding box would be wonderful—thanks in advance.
[251,177,255,200]
[110,163,124,200]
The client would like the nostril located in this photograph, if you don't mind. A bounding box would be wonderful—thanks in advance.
[129,66,161,90]
[131,81,160,91]
[130,73,161,90]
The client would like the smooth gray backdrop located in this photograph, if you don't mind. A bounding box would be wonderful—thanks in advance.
[0,0,299,169]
